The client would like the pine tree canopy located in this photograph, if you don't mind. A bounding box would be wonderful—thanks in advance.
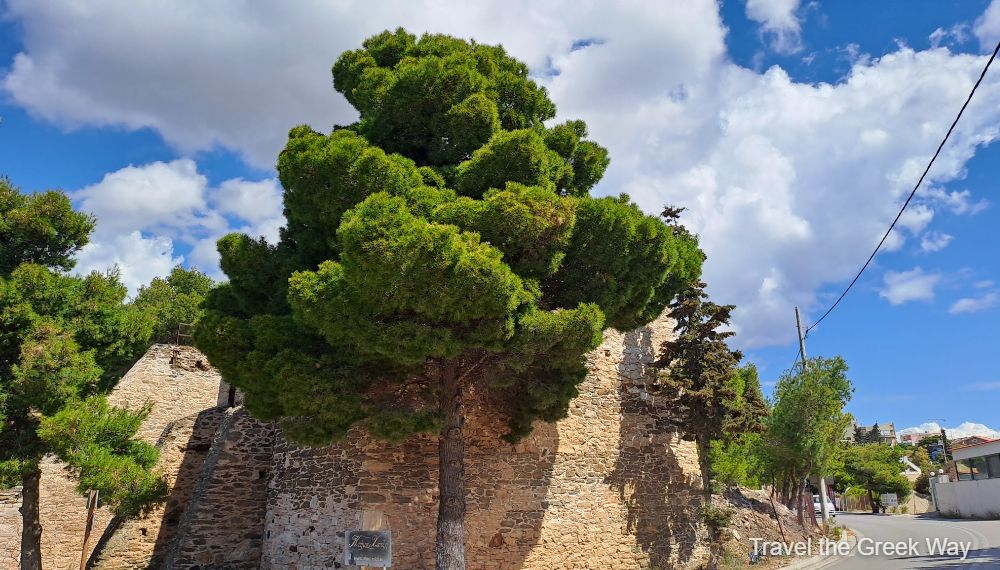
[0,182,165,515]
[195,28,705,445]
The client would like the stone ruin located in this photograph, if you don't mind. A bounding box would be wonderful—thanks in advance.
[0,311,714,569]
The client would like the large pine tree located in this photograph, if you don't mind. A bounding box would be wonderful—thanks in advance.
[194,29,704,569]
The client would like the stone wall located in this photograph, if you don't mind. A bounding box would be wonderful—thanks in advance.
[2,312,714,570]
[165,409,274,569]
[0,344,222,569]
[89,408,226,569]
[262,311,707,569]
[0,490,21,570]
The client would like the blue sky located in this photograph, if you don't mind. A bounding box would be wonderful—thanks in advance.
[1,1,999,437]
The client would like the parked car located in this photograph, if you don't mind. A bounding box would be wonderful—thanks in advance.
[813,494,837,516]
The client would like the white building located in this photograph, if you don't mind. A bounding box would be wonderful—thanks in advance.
[932,439,1000,518]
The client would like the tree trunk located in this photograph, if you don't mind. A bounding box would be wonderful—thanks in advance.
[20,466,43,570]
[794,479,806,530]
[436,359,466,570]
[696,435,719,570]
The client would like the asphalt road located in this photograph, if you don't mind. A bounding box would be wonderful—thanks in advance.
[824,513,1000,569]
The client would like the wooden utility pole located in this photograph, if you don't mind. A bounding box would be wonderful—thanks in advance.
[795,307,831,528]
[79,490,99,570]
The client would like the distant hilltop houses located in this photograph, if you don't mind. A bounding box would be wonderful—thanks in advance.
[842,421,899,445]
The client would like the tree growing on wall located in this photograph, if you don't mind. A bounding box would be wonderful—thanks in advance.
[194,29,704,570]
[654,283,766,569]
[0,179,167,569]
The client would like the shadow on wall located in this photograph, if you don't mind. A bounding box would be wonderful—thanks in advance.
[605,327,702,569]
[87,407,226,569]
[464,390,558,570]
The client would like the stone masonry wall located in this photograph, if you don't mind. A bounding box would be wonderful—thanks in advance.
[0,345,222,570]
[0,490,21,570]
[89,408,226,569]
[262,310,707,570]
[166,409,274,569]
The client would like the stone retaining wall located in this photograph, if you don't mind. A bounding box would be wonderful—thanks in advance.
[167,409,274,569]
[0,490,21,570]
[89,408,226,569]
[0,345,222,569]
[261,311,707,569]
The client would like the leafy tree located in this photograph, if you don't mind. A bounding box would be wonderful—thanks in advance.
[761,357,853,528]
[837,444,912,513]
[917,434,946,464]
[0,178,95,275]
[909,447,934,495]
[194,29,703,569]
[654,284,763,569]
[131,265,213,342]
[0,182,165,569]
[709,364,770,488]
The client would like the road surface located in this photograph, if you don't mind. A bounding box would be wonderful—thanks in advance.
[824,513,1000,569]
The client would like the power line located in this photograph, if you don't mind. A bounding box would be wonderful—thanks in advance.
[804,40,1000,336]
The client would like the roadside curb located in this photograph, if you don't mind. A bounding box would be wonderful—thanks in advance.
[778,524,863,570]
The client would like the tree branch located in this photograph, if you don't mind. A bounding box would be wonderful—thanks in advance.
[456,352,491,385]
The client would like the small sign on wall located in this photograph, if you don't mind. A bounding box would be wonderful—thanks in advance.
[345,529,392,567]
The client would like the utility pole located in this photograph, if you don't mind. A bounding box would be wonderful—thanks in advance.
[796,307,831,527]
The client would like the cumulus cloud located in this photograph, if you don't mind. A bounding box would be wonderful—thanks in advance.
[920,231,953,252]
[974,0,1000,51]
[949,291,999,314]
[929,25,970,49]
[71,159,283,292]
[4,1,1000,346]
[745,0,803,53]
[900,422,1000,439]
[879,268,940,305]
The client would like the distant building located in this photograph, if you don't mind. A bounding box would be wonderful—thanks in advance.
[843,421,898,445]
[899,431,936,445]
[951,435,996,450]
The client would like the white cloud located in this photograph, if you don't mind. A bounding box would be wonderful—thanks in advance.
[879,268,940,305]
[900,422,1000,439]
[920,187,989,215]
[745,0,802,54]
[71,159,283,293]
[974,0,1000,51]
[4,2,1000,346]
[968,381,1000,391]
[929,25,970,49]
[920,231,953,253]
[949,291,999,314]
[898,204,934,234]
[75,231,181,294]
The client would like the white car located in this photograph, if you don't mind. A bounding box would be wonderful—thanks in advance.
[813,494,837,517]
